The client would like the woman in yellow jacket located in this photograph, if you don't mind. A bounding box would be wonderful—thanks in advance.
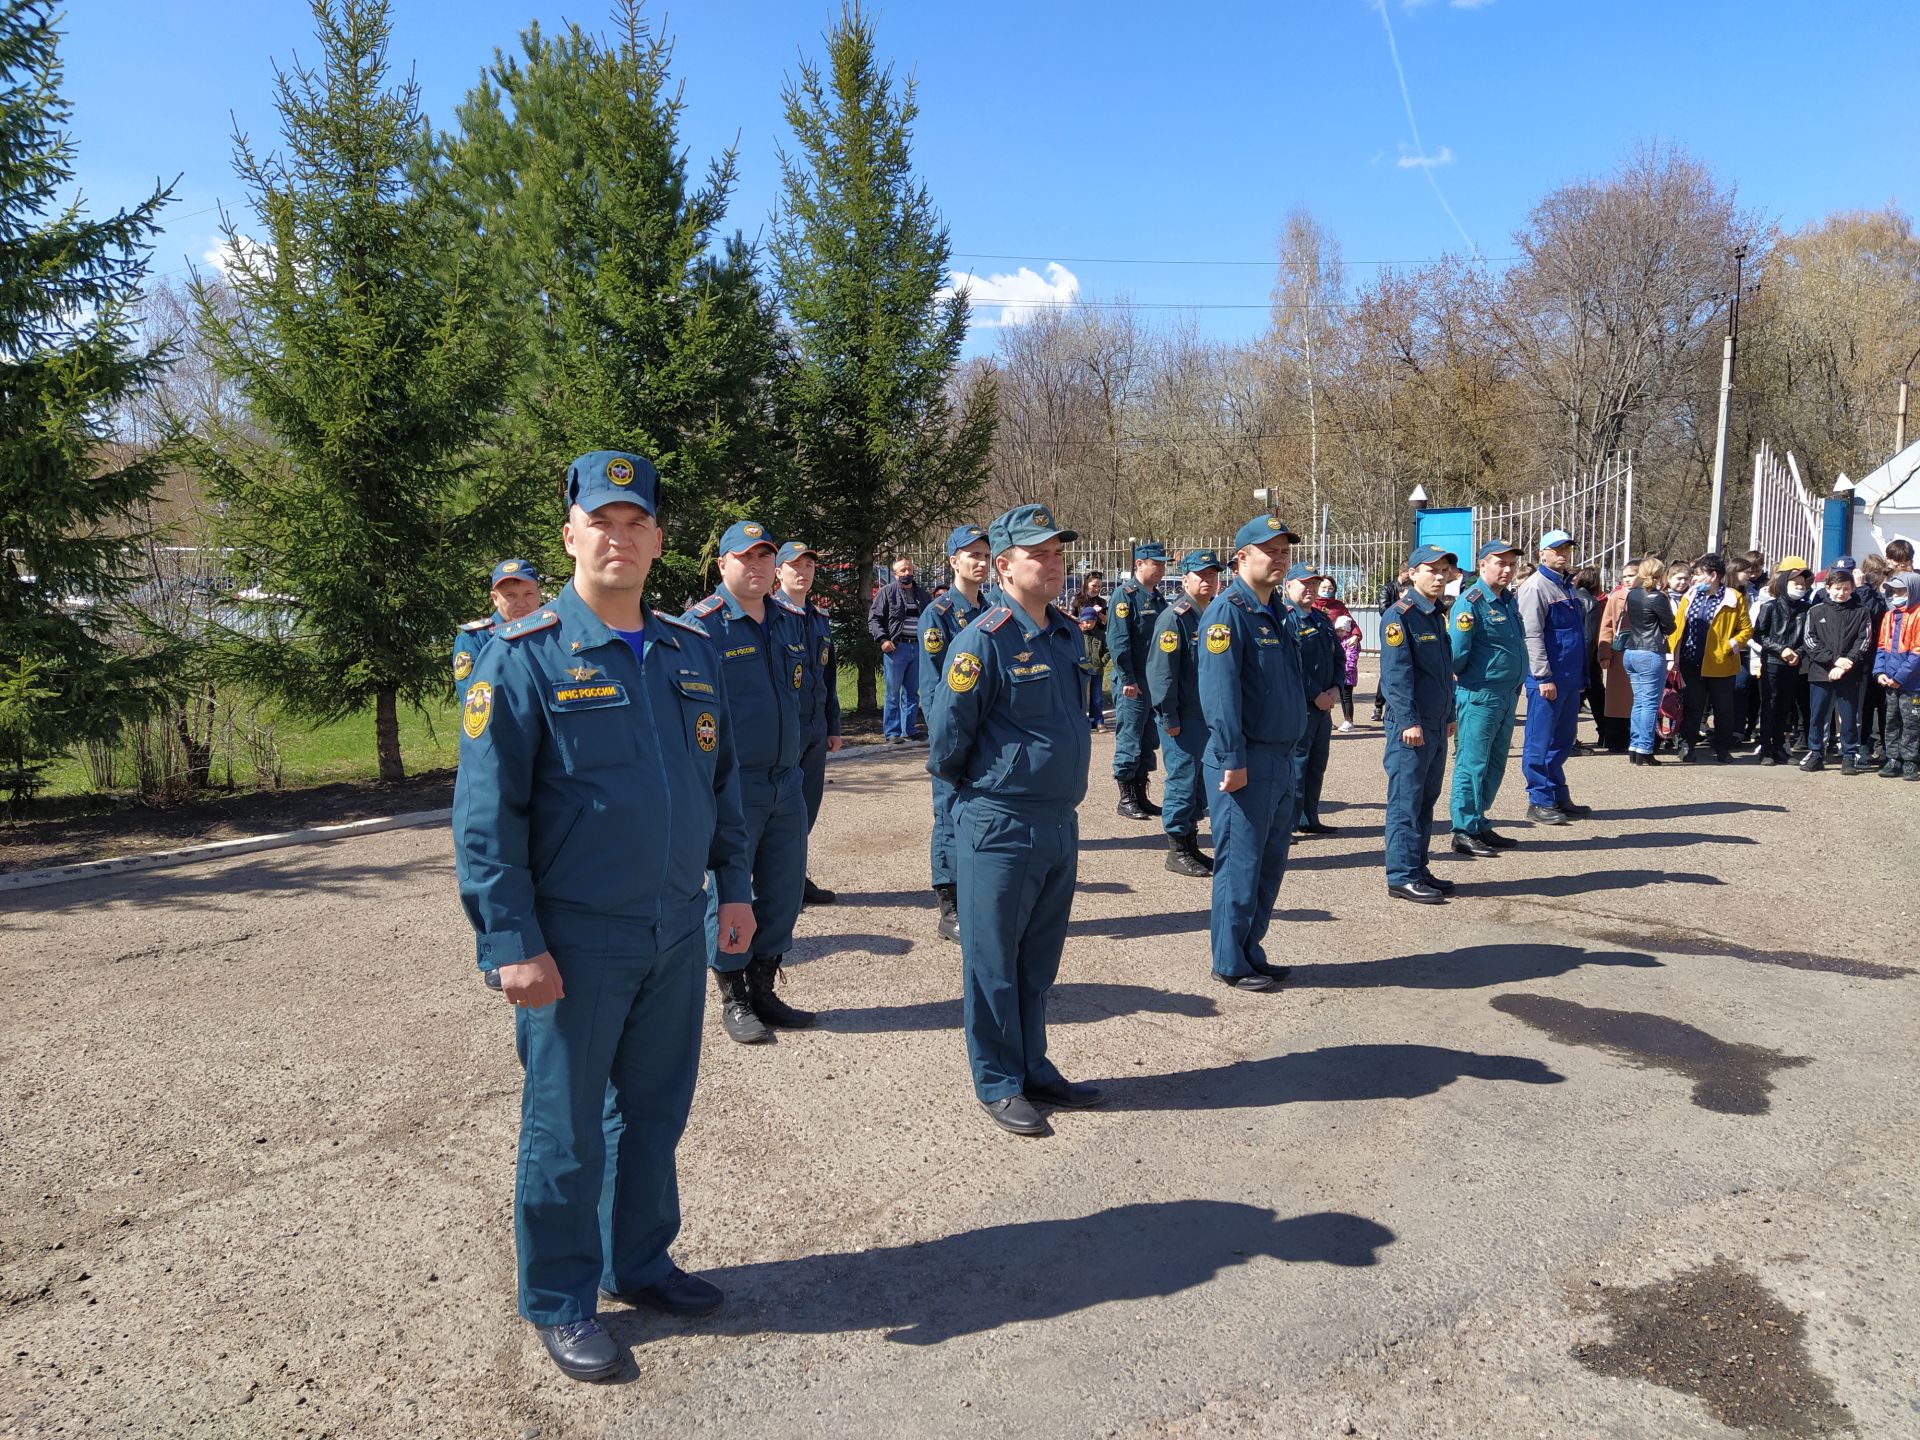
[1667,553,1754,762]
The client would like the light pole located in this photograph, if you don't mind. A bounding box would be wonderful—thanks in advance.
[1705,245,1747,554]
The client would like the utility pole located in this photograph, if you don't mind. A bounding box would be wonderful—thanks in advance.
[1705,245,1747,554]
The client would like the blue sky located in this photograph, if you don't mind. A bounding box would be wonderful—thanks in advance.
[61,0,1919,349]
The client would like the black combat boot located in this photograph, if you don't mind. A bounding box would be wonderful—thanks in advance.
[934,883,961,943]
[1136,780,1163,816]
[1116,780,1151,821]
[714,968,770,1044]
[745,956,815,1028]
[1164,832,1210,878]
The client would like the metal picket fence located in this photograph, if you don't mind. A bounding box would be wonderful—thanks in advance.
[1472,452,1636,585]
[1747,440,1821,568]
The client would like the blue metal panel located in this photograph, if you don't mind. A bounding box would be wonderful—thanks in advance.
[1414,507,1474,567]
[1820,497,1859,566]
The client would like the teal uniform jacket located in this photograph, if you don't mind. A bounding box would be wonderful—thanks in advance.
[452,613,503,704]
[1106,575,1168,694]
[1379,591,1457,727]
[1196,577,1307,778]
[1146,595,1206,733]
[774,592,841,740]
[920,586,990,694]
[451,583,750,968]
[1288,602,1343,698]
[927,603,1092,812]
[682,585,806,779]
[1450,579,1527,693]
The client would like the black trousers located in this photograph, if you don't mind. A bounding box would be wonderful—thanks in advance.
[1678,660,1738,754]
[1760,660,1805,757]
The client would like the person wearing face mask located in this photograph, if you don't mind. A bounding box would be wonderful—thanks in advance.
[1664,553,1752,764]
[1799,563,1874,774]
[1515,530,1590,825]
[1754,559,1813,766]
[1871,571,1920,779]
[1310,578,1358,729]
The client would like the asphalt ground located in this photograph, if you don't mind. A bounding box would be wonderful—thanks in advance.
[3,718,1915,1439]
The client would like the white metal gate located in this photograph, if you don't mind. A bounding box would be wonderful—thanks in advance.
[1472,452,1636,582]
[1748,440,1822,566]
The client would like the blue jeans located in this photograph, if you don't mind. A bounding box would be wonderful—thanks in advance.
[882,642,922,738]
[1622,649,1666,754]
[1807,677,1862,760]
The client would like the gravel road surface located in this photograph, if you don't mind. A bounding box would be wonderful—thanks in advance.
[4,729,1914,1439]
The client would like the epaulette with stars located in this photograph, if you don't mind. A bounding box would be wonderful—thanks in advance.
[689,596,726,618]
[500,609,560,641]
[658,613,709,638]
[772,592,805,616]
[460,616,494,632]
[981,606,1016,632]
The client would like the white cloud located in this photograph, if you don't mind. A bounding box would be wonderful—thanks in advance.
[201,232,273,279]
[940,262,1079,328]
[1450,0,1497,9]
[1397,145,1454,169]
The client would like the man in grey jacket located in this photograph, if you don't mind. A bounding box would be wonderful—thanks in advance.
[1515,530,1591,825]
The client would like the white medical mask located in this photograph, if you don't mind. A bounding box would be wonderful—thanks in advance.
[1785,582,1807,600]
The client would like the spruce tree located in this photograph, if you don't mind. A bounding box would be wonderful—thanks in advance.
[770,3,995,703]
[0,0,174,807]
[190,0,519,779]
[436,2,781,606]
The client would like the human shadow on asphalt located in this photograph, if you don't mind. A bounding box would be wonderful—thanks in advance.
[818,980,1219,1033]
[1286,942,1661,991]
[787,932,915,965]
[0,849,445,919]
[1453,867,1724,900]
[1094,1044,1564,1110]
[666,1202,1394,1347]
[1067,908,1332,940]
[1584,801,1787,821]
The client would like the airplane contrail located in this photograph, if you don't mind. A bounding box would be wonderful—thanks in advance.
[1373,0,1481,259]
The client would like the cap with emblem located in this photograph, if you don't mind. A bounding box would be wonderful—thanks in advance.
[1832,554,1858,572]
[1539,528,1574,551]
[566,450,658,516]
[1407,543,1458,570]
[946,523,988,555]
[1180,549,1224,575]
[1133,542,1167,562]
[775,540,819,567]
[1233,514,1302,550]
[1282,561,1326,585]
[490,558,540,587]
[719,520,777,557]
[988,503,1078,557]
[1475,538,1521,561]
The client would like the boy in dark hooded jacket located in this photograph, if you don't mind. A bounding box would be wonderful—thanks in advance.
[1872,571,1920,779]
[1801,564,1874,774]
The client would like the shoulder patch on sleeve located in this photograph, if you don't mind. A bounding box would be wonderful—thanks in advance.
[1456,610,1475,632]
[500,609,560,641]
[981,606,1016,632]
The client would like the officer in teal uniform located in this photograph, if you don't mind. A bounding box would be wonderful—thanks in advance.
[1448,538,1527,856]
[773,539,842,906]
[920,523,992,943]
[1283,561,1345,837]
[1198,516,1307,992]
[1107,542,1169,819]
[684,521,813,1044]
[453,450,753,1381]
[1380,544,1460,904]
[927,504,1097,1138]
[1146,549,1223,878]
[453,559,543,703]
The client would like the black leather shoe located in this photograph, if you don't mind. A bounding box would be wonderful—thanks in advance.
[602,1264,724,1317]
[1250,961,1293,982]
[1451,832,1496,858]
[1116,781,1152,821]
[934,883,961,943]
[536,1318,619,1381]
[746,956,814,1028]
[1527,804,1570,826]
[1025,1078,1105,1109]
[981,1095,1048,1135]
[801,876,836,906]
[714,969,770,1044]
[1479,829,1517,849]
[1558,800,1593,818]
[1215,971,1279,991]
[1419,871,1456,895]
[1388,881,1447,905]
[1295,821,1337,836]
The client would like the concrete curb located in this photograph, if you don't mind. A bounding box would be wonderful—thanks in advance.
[0,742,921,894]
[0,810,454,895]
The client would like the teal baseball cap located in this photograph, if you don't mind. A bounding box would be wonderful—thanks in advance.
[489,558,540,586]
[1133,542,1167,562]
[719,520,777,556]
[1407,543,1457,569]
[566,450,658,515]
[946,523,989,554]
[775,539,819,566]
[1476,538,1521,561]
[1233,514,1302,549]
[1540,528,1575,550]
[988,503,1077,557]
[1180,549,1225,575]
[1283,561,1326,585]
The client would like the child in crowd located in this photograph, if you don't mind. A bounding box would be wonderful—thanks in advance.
[1754,558,1812,766]
[1334,614,1360,731]
[1800,563,1874,774]
[1873,570,1920,780]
